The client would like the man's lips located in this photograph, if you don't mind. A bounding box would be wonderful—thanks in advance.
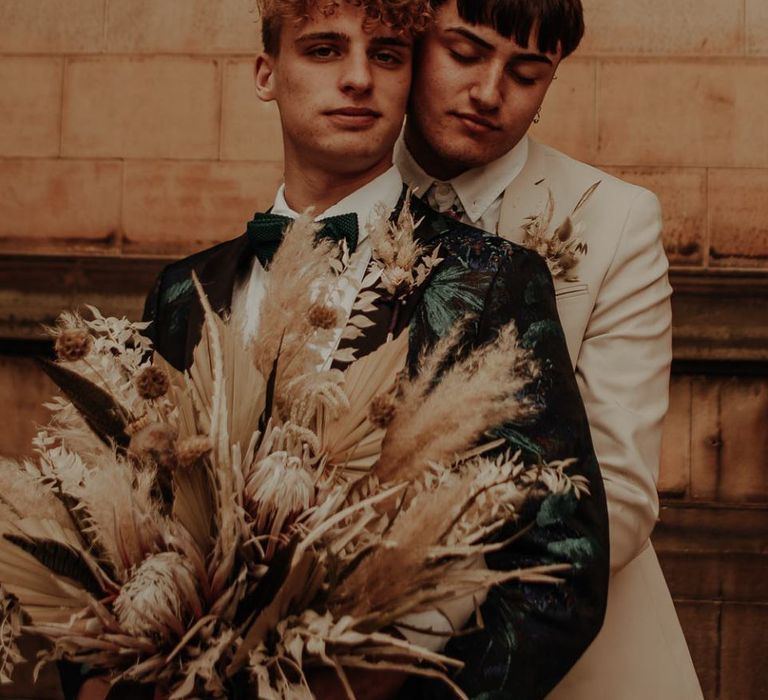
[324,107,382,127]
[325,107,382,117]
[450,111,501,132]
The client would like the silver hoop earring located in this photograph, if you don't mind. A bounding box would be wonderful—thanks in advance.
[533,109,541,124]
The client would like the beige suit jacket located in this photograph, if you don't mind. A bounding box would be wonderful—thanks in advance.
[498,140,702,699]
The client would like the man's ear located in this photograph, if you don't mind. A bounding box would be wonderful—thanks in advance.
[255,53,276,102]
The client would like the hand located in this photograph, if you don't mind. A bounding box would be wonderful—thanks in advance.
[307,667,408,700]
[77,677,110,700]
[77,677,166,700]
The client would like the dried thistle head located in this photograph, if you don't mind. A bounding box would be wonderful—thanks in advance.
[114,551,200,642]
[307,302,339,330]
[135,366,170,400]
[175,435,212,468]
[54,328,92,362]
[129,422,178,469]
[245,452,315,557]
[369,393,397,429]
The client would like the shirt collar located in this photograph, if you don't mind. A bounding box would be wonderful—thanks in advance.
[271,165,403,243]
[395,132,529,225]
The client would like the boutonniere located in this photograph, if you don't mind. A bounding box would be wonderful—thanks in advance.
[521,181,600,282]
[365,190,443,301]
[334,193,444,362]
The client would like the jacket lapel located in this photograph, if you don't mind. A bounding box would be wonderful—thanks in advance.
[182,232,256,369]
[497,139,551,244]
[336,190,448,359]
[179,193,450,368]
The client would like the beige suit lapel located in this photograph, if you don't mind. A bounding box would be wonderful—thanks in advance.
[497,140,592,368]
[497,139,552,244]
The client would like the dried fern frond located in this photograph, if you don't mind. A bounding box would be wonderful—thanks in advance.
[0,459,69,525]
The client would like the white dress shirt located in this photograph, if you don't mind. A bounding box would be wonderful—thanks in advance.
[231,166,403,349]
[394,131,529,233]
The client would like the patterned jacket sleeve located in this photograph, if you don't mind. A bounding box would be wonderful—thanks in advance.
[402,242,609,700]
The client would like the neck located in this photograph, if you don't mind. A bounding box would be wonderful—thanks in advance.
[403,122,468,181]
[282,151,394,215]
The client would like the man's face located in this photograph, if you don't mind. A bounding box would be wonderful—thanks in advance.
[255,4,413,178]
[406,0,561,179]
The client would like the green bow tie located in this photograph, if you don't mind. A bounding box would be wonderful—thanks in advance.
[246,212,359,268]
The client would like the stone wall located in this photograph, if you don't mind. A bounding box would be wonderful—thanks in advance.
[0,1,766,698]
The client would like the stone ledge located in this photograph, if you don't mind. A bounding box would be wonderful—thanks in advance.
[1,255,767,363]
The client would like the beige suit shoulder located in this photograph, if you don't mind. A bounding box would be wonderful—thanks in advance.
[530,140,655,210]
[499,140,659,248]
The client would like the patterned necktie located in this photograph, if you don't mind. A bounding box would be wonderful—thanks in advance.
[425,182,465,221]
[246,212,359,267]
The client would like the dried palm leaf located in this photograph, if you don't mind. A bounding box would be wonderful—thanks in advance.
[37,359,131,449]
[319,332,408,474]
[0,522,94,624]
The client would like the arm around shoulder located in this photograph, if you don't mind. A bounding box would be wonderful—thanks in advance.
[577,187,672,572]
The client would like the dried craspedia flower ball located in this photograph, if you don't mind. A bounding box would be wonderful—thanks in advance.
[135,366,169,400]
[308,302,338,330]
[369,393,397,429]
[54,329,92,362]
[114,552,200,642]
[175,435,212,468]
[129,422,178,470]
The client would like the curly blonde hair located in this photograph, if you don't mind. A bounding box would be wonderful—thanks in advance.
[258,0,433,54]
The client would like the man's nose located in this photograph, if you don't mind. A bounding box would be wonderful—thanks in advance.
[340,51,374,94]
[469,64,503,111]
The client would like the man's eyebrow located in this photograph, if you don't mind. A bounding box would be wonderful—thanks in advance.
[370,36,412,49]
[446,27,554,65]
[446,27,495,51]
[295,31,349,43]
[509,53,554,66]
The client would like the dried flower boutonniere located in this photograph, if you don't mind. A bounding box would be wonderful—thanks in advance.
[521,181,600,282]
[333,193,443,362]
[366,190,443,300]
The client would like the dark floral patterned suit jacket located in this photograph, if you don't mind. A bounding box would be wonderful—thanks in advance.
[124,194,609,699]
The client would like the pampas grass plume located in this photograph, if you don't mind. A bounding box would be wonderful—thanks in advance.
[376,321,539,485]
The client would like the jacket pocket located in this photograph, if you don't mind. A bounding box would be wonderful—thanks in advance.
[555,282,589,300]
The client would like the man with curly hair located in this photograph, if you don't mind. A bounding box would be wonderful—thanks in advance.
[68,1,609,698]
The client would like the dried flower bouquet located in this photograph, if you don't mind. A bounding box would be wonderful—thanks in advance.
[0,214,587,699]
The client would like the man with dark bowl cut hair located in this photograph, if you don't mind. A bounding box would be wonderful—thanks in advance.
[396,1,703,698]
